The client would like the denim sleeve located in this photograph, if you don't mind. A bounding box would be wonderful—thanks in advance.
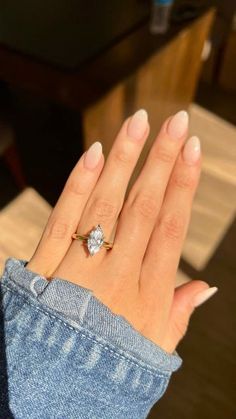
[0,257,182,419]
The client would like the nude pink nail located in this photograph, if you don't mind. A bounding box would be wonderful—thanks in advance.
[183,136,201,165]
[193,287,218,307]
[84,141,103,170]
[167,110,189,139]
[127,109,148,141]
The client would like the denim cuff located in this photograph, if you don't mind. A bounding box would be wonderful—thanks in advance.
[1,257,182,375]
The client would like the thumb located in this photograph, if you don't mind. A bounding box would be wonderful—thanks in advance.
[162,280,218,353]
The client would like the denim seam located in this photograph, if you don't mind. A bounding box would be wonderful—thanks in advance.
[1,283,171,378]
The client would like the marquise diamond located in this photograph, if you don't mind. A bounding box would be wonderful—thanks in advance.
[87,224,104,256]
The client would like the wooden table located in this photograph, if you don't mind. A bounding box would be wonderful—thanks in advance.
[0,2,215,203]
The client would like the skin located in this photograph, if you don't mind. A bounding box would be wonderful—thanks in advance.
[26,112,209,354]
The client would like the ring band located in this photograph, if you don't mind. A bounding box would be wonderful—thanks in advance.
[72,224,113,256]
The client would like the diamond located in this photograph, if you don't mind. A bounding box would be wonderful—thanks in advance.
[87,224,104,256]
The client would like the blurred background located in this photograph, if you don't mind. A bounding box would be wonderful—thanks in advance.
[0,1,235,417]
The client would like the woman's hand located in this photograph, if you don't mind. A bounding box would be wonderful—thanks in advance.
[26,109,217,354]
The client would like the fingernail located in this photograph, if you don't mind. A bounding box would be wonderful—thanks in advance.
[183,136,201,165]
[84,141,103,170]
[167,110,189,139]
[127,109,148,141]
[193,286,218,307]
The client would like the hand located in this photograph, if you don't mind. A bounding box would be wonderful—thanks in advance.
[26,109,217,354]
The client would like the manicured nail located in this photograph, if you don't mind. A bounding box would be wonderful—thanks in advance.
[167,110,189,139]
[127,109,148,141]
[193,286,218,308]
[84,141,103,170]
[183,136,201,165]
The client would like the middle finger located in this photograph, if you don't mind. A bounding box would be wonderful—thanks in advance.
[110,110,189,269]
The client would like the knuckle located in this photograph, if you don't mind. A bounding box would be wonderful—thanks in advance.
[171,172,196,190]
[66,178,86,196]
[132,193,159,219]
[160,212,185,241]
[45,217,70,240]
[113,148,132,165]
[153,146,174,164]
[93,197,118,220]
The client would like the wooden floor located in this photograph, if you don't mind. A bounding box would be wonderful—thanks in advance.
[149,218,236,419]
[149,105,236,418]
[182,103,236,271]
[0,104,236,417]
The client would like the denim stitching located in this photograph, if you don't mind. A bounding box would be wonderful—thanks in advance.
[1,283,171,378]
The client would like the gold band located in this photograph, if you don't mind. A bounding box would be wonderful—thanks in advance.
[72,233,113,250]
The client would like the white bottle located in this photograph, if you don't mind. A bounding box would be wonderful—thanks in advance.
[150,0,174,34]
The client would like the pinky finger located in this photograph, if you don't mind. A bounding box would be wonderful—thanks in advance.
[26,141,104,277]
[161,280,218,353]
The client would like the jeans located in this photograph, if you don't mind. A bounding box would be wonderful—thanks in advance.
[0,257,182,418]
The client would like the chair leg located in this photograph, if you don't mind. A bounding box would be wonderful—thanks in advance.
[3,143,27,190]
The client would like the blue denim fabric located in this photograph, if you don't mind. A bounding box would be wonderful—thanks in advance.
[0,257,182,419]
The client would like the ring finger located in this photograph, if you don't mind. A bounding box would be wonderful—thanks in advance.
[26,143,104,276]
[60,109,150,271]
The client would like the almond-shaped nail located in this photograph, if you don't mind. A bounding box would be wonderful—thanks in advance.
[84,141,103,170]
[193,286,218,308]
[127,109,148,141]
[183,136,201,165]
[167,110,189,139]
